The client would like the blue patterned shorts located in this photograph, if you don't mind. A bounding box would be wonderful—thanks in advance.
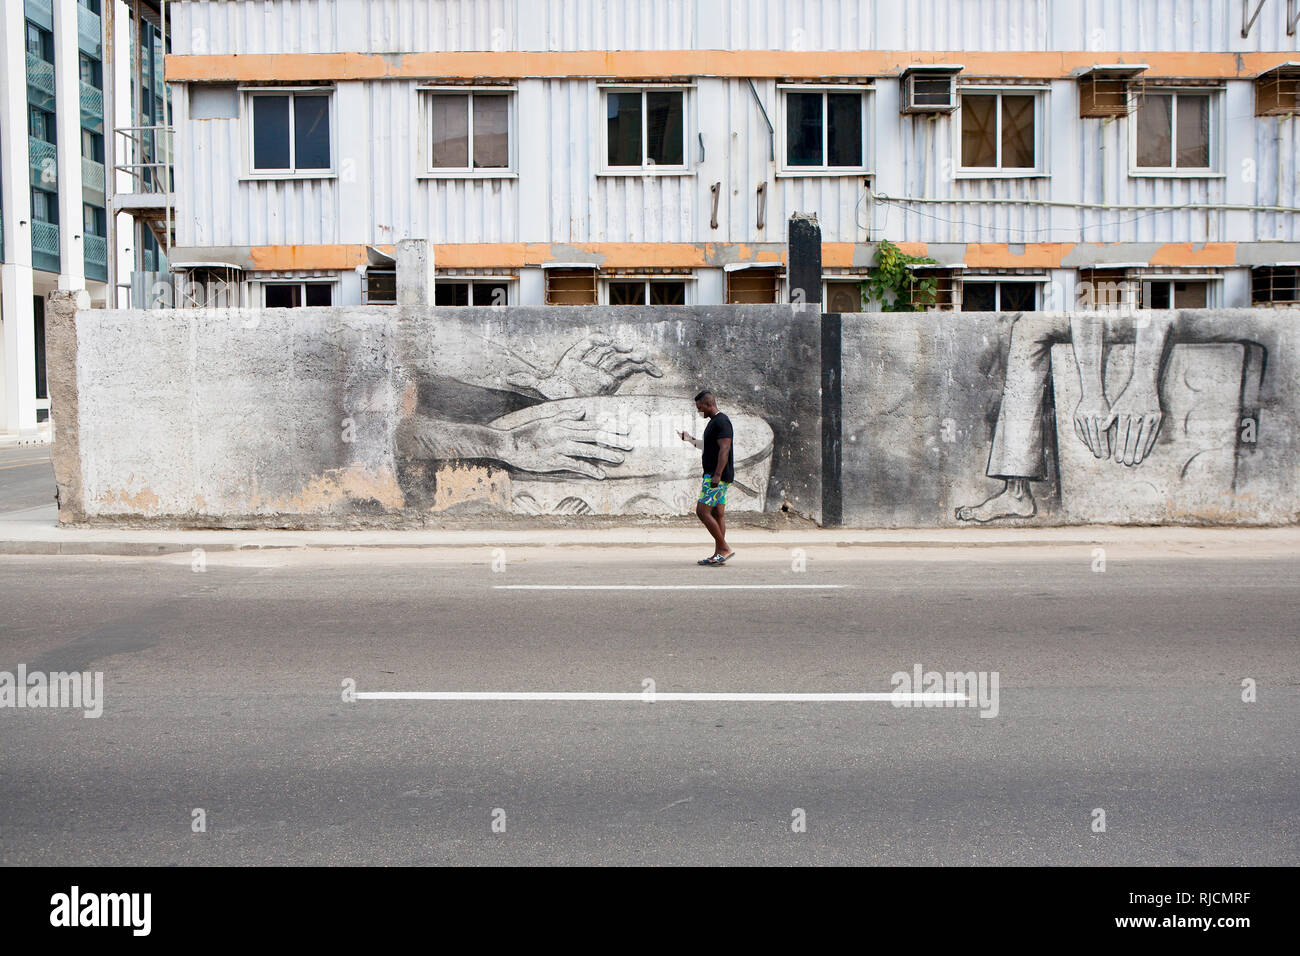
[698,475,730,507]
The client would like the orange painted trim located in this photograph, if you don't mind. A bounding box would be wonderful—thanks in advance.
[234,241,1246,273]
[166,50,1300,84]
[1148,242,1237,267]
[965,243,1075,270]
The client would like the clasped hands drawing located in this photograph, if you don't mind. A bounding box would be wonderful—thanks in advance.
[1069,312,1168,468]
[396,331,664,479]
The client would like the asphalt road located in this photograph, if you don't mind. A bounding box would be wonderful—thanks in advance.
[0,545,1296,865]
[0,446,55,516]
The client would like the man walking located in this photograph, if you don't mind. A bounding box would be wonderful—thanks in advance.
[680,390,735,566]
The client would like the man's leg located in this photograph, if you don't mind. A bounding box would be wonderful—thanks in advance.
[957,314,1071,522]
[713,502,732,557]
[696,501,725,555]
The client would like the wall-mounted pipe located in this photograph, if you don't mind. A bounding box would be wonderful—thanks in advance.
[756,182,767,231]
[710,182,721,230]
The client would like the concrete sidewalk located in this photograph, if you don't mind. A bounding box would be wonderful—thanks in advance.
[0,503,1296,556]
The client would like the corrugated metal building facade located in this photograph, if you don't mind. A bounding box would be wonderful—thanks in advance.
[162,0,1300,310]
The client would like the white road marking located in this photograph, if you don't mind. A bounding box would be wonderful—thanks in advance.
[493,584,846,591]
[356,691,967,702]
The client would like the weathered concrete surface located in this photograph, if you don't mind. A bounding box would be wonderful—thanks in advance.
[842,309,1299,527]
[49,303,821,527]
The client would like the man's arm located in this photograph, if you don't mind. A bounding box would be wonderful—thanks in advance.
[711,438,731,487]
[1104,313,1174,466]
[1069,313,1109,459]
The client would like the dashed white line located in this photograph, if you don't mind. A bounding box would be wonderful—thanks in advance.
[356,691,967,702]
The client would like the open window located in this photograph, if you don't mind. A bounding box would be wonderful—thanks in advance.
[263,280,334,308]
[908,266,962,311]
[434,277,512,306]
[1075,64,1147,117]
[1137,273,1217,309]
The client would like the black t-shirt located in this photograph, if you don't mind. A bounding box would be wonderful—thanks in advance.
[702,413,735,483]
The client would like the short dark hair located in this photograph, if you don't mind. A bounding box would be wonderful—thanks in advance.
[694,390,714,403]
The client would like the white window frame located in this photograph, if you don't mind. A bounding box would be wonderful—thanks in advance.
[1129,87,1224,179]
[777,84,873,177]
[1137,274,1220,309]
[419,86,518,179]
[601,275,694,305]
[433,277,516,307]
[822,278,868,311]
[598,84,693,176]
[960,276,1048,311]
[955,85,1049,179]
[241,86,336,180]
[261,279,337,308]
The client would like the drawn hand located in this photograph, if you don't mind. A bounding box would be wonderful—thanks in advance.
[492,408,634,479]
[1072,394,1111,459]
[1103,385,1163,467]
[507,332,664,399]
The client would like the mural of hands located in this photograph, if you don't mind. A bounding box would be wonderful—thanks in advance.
[491,407,634,480]
[1103,383,1164,466]
[507,331,664,399]
[1072,394,1111,459]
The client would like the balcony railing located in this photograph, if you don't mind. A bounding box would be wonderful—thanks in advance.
[82,156,106,194]
[115,125,173,195]
[77,3,102,56]
[31,220,60,268]
[26,52,55,98]
[29,136,57,188]
[84,234,108,283]
[80,82,104,128]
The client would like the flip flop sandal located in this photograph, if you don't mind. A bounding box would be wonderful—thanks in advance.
[698,555,720,566]
[701,554,727,566]
[717,551,736,563]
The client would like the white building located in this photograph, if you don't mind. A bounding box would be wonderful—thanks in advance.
[0,0,169,438]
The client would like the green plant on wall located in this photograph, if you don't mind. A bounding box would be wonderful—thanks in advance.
[861,240,939,312]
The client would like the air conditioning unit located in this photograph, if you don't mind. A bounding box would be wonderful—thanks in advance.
[900,65,962,114]
[1074,64,1148,118]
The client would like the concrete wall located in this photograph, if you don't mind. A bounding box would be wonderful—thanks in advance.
[840,309,1299,527]
[46,294,822,527]
[47,294,1300,528]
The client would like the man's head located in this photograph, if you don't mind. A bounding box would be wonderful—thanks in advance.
[694,389,718,418]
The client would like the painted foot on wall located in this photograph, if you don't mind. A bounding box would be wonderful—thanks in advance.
[955,485,1037,522]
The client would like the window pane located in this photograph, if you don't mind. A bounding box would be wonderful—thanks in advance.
[645,92,684,166]
[649,281,686,305]
[999,282,1037,311]
[265,285,299,308]
[304,283,332,307]
[1173,281,1208,308]
[608,281,646,305]
[1175,94,1210,168]
[827,92,862,167]
[1001,95,1035,169]
[1144,281,1171,309]
[962,283,996,311]
[961,95,997,168]
[606,91,642,166]
[434,283,470,306]
[252,95,291,170]
[786,92,823,166]
[472,94,509,168]
[826,281,863,313]
[472,282,509,306]
[293,95,331,170]
[1136,95,1172,168]
[727,270,779,304]
[431,94,469,168]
